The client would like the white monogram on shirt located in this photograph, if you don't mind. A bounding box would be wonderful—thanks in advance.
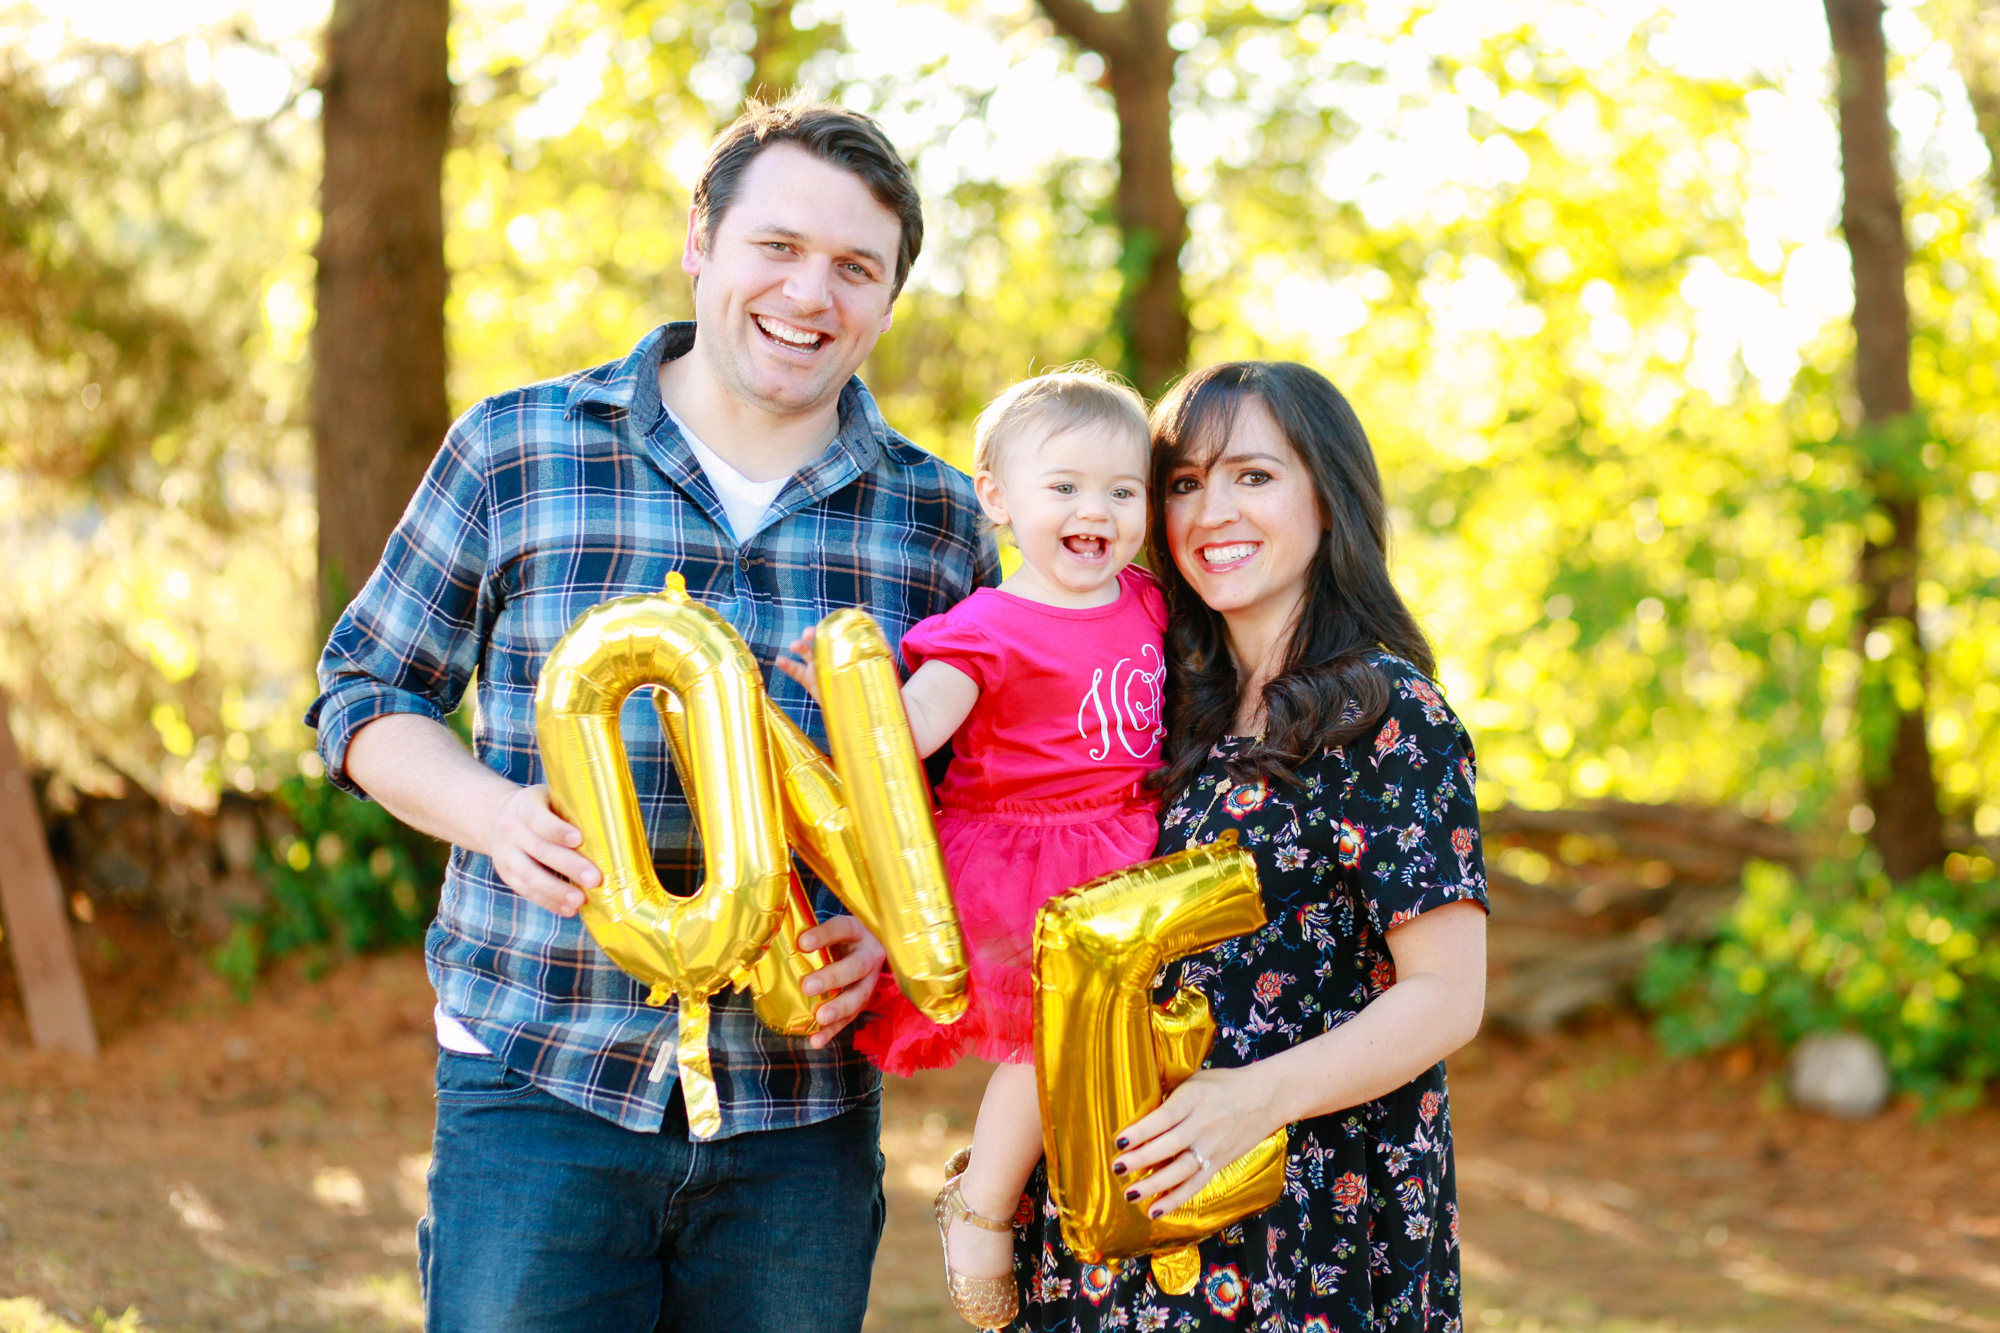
[1076,643,1167,761]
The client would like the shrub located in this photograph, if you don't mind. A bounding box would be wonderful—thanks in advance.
[1639,852,2000,1108]
[211,772,448,996]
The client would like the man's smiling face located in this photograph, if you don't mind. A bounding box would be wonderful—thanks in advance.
[683,143,904,419]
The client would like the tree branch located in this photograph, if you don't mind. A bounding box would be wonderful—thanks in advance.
[1036,0,1133,64]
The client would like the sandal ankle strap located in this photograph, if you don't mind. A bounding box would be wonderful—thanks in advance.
[945,1180,1016,1233]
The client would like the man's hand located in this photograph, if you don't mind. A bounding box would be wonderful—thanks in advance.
[345,715,602,919]
[486,783,601,917]
[797,914,886,1048]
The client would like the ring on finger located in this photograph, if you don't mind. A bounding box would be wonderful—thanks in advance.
[1186,1146,1211,1173]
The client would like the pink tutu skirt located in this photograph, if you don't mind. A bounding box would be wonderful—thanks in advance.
[855,796,1159,1075]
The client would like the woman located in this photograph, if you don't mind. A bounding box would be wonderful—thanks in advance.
[1008,362,1489,1332]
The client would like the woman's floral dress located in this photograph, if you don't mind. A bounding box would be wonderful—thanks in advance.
[1009,655,1489,1333]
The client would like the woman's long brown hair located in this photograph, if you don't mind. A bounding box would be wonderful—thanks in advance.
[1148,361,1435,796]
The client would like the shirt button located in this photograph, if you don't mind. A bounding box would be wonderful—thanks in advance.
[737,550,750,571]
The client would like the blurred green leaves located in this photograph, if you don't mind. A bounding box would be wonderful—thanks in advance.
[0,25,320,806]
[1,3,1997,984]
[1641,853,2000,1106]
[212,772,448,997]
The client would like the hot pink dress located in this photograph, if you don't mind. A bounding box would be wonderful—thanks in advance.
[856,565,1168,1074]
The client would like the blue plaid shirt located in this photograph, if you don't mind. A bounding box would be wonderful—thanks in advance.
[308,323,999,1136]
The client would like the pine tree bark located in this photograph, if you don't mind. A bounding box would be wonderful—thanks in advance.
[313,0,451,626]
[1035,0,1189,399]
[1824,0,1947,879]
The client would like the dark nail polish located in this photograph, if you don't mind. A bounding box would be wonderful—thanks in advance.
[1112,1161,1127,1176]
[1125,1189,1139,1201]
[1150,1208,1163,1219]
[1115,1137,1129,1149]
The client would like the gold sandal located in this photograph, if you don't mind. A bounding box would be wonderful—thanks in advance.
[933,1146,1020,1330]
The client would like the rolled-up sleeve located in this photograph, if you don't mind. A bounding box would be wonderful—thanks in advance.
[306,403,493,796]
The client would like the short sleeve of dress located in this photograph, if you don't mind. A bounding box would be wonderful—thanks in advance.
[900,604,1005,693]
[1342,660,1490,936]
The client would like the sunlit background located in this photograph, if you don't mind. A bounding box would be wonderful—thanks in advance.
[3,3,1997,880]
[8,0,1994,829]
[4,2,2000,1327]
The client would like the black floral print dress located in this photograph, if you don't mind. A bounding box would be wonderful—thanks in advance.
[1010,655,1489,1333]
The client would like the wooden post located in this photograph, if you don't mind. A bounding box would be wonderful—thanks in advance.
[0,690,98,1057]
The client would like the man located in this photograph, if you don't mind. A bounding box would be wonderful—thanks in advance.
[308,98,998,1332]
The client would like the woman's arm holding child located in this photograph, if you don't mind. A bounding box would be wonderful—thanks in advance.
[776,629,982,759]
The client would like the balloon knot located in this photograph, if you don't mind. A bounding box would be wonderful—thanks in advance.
[663,570,687,600]
[646,983,672,1007]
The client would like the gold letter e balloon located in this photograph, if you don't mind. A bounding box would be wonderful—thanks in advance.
[534,574,968,1139]
[1034,832,1289,1295]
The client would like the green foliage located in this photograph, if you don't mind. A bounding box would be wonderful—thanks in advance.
[3,1,1997,884]
[0,45,224,492]
[0,23,319,806]
[444,0,1124,474]
[1640,852,2000,1106]
[211,773,448,997]
[1146,3,2000,835]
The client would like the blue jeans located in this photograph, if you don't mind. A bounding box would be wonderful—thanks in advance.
[420,1051,886,1332]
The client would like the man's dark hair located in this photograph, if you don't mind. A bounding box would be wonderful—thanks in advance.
[692,95,924,298]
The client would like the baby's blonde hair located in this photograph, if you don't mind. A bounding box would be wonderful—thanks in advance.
[972,363,1150,480]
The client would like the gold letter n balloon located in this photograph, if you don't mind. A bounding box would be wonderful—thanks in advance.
[1034,832,1289,1295]
[534,574,968,1138]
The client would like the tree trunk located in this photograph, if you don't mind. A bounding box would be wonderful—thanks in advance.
[1036,0,1189,399]
[1937,0,2000,202]
[313,0,452,626]
[1824,0,1947,879]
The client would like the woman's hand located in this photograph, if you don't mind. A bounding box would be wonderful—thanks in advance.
[774,626,822,704]
[1109,1064,1284,1219]
[1108,900,1487,1216]
[1107,902,1484,1218]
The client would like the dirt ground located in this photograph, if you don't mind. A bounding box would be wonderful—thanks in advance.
[5,916,2000,1332]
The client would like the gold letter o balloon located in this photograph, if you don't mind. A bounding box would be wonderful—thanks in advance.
[534,574,790,1139]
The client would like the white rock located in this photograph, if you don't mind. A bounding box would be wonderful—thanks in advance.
[1787,1031,1890,1119]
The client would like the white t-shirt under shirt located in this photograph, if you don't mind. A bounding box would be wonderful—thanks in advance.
[431,407,790,1056]
[668,405,788,543]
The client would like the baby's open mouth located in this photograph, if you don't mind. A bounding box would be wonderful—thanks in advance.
[1062,536,1108,559]
[755,314,827,352]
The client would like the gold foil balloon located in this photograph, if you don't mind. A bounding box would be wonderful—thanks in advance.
[732,871,837,1037]
[537,573,969,1134]
[534,573,790,1139]
[664,615,971,1033]
[1033,832,1289,1293]
[813,609,968,1024]
[654,688,833,1039]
